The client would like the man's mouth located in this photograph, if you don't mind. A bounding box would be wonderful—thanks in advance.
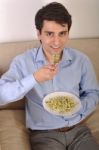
[51,46,60,49]
[51,46,61,52]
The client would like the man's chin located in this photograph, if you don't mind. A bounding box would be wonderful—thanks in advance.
[51,49,62,54]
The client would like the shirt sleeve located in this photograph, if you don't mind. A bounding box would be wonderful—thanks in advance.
[79,56,99,118]
[66,56,99,127]
[0,57,37,105]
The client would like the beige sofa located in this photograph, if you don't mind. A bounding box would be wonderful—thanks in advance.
[0,38,99,150]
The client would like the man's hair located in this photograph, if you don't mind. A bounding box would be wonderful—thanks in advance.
[35,2,72,32]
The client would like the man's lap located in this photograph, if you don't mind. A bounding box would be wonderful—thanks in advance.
[30,125,99,150]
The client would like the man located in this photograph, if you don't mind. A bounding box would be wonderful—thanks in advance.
[0,2,99,150]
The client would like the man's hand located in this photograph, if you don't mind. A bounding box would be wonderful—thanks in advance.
[33,64,58,83]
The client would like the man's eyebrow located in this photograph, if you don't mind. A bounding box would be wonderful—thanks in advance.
[60,30,68,33]
[44,31,54,33]
[44,30,68,33]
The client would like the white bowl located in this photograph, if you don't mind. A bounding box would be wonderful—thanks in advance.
[43,92,82,117]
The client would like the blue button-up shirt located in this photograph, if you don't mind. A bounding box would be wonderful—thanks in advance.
[0,46,99,130]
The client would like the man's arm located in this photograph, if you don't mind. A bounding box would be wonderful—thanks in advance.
[0,57,37,105]
[0,56,58,105]
[65,56,99,127]
[79,56,99,118]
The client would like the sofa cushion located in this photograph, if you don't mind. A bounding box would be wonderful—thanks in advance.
[0,110,31,150]
[0,99,25,110]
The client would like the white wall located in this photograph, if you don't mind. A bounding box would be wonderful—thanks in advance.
[0,0,99,42]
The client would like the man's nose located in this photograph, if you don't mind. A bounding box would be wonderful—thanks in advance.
[53,36,60,46]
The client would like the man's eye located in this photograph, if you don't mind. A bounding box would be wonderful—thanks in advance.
[59,32,67,37]
[46,32,53,37]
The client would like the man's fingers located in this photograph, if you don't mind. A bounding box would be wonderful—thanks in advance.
[45,64,58,71]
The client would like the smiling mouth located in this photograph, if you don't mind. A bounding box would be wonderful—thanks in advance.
[50,46,61,53]
[51,46,60,49]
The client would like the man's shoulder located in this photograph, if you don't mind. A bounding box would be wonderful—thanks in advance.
[14,47,39,62]
[65,47,89,59]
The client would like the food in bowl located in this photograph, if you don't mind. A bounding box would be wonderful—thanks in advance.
[45,96,76,113]
[43,92,81,117]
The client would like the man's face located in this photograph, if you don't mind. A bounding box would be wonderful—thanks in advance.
[37,20,69,61]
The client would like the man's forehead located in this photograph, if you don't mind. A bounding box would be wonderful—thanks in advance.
[43,20,68,25]
[42,20,68,31]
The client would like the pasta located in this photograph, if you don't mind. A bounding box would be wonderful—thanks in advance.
[45,96,76,113]
[52,53,60,64]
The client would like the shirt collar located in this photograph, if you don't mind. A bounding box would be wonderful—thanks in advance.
[35,45,46,63]
[61,48,72,62]
[35,45,72,64]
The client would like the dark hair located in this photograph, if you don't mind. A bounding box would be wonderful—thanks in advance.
[35,2,72,32]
